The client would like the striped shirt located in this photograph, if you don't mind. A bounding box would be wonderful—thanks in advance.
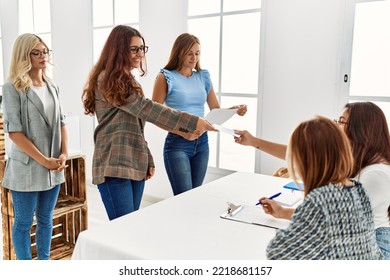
[266,181,383,260]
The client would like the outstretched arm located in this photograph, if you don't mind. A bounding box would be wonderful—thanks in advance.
[234,130,287,160]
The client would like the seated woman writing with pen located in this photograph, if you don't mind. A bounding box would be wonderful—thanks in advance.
[259,116,382,260]
[235,102,390,258]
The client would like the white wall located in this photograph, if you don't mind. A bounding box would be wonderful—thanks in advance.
[50,0,94,181]
[258,0,348,175]
[139,0,188,199]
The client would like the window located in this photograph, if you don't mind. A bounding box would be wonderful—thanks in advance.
[19,0,52,46]
[188,0,261,172]
[18,0,52,77]
[349,0,390,122]
[92,0,139,63]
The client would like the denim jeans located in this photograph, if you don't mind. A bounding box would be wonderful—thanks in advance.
[98,177,145,220]
[11,185,60,260]
[376,227,390,260]
[164,132,209,196]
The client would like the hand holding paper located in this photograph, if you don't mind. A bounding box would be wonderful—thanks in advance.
[205,108,240,137]
[205,108,238,125]
[212,124,239,137]
[233,130,257,145]
[230,104,247,116]
[195,118,217,133]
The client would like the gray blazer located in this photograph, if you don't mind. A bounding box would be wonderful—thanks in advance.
[1,81,65,191]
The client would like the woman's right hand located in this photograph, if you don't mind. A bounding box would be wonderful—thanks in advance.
[260,197,294,220]
[195,118,217,134]
[44,157,68,172]
[234,130,255,146]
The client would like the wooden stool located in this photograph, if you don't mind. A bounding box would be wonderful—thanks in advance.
[0,115,4,160]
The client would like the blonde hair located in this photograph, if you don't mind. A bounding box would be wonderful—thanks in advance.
[8,33,52,92]
[287,116,354,196]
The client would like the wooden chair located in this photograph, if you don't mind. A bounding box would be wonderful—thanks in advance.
[272,167,290,178]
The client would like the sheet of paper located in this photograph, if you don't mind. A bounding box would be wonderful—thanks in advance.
[273,189,303,207]
[221,204,290,229]
[213,124,239,137]
[205,108,237,125]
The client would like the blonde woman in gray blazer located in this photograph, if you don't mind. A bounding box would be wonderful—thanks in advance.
[1,34,68,260]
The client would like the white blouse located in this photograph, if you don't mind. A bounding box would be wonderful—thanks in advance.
[31,84,55,127]
[358,163,390,228]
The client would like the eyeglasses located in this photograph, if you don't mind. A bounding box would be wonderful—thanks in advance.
[129,46,149,54]
[333,117,349,125]
[30,49,52,58]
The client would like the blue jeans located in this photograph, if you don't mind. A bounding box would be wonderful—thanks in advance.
[11,185,60,260]
[98,177,145,220]
[164,132,209,196]
[376,227,390,260]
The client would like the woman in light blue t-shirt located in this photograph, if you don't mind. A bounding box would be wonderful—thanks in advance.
[152,33,247,195]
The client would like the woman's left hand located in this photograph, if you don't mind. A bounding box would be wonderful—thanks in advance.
[181,130,202,141]
[52,154,68,172]
[145,166,155,180]
[231,104,247,116]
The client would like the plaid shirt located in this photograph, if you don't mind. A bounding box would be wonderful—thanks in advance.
[92,89,198,185]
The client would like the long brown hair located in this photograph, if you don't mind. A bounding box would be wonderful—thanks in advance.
[164,33,202,71]
[82,25,147,115]
[343,102,390,177]
[287,116,354,196]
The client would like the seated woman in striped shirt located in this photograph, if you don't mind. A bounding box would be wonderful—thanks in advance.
[259,116,383,260]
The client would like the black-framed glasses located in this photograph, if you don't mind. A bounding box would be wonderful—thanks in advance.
[129,46,149,54]
[30,49,52,58]
[333,117,349,125]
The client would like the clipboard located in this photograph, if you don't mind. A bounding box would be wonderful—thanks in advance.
[220,202,291,230]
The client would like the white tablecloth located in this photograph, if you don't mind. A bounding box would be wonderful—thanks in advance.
[71,172,301,260]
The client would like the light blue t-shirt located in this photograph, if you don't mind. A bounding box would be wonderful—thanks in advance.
[160,69,211,117]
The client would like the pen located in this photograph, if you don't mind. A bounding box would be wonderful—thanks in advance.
[256,192,282,205]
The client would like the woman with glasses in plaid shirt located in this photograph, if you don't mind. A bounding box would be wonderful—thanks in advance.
[82,26,215,221]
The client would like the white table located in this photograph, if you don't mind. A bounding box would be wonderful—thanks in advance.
[71,172,301,260]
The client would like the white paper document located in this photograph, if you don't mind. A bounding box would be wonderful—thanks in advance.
[272,189,303,207]
[205,108,237,125]
[220,204,290,229]
[212,124,239,137]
